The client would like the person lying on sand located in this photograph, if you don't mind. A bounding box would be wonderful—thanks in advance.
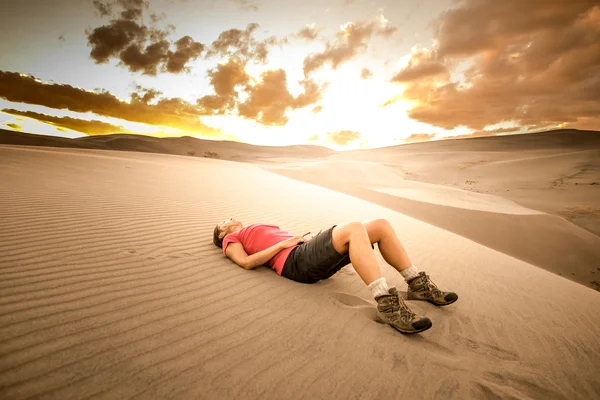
[213,218,458,334]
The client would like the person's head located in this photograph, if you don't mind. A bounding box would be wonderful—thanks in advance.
[213,218,243,248]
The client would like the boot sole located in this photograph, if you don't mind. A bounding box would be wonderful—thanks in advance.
[407,296,459,307]
[375,317,433,334]
[427,298,458,306]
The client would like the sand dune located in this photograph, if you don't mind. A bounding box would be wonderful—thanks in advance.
[1,144,599,399]
[326,129,600,236]
[0,129,335,162]
[266,159,600,290]
[268,160,543,214]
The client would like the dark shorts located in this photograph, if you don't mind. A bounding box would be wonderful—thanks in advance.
[281,225,374,284]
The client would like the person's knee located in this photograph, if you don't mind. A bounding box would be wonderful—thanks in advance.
[332,221,364,253]
[364,218,392,242]
[346,221,367,239]
[373,218,392,231]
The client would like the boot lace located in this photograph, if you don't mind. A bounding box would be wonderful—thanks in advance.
[423,274,443,298]
[389,295,416,323]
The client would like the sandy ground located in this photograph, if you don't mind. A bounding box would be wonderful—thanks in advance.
[253,130,600,289]
[265,159,600,290]
[1,144,599,399]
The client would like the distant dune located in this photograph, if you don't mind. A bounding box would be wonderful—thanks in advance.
[0,129,336,161]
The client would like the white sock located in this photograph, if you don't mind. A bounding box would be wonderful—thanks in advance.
[368,277,390,298]
[400,265,420,282]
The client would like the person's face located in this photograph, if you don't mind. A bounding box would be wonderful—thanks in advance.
[218,218,242,238]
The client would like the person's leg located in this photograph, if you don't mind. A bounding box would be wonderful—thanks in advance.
[363,218,458,306]
[362,219,413,273]
[330,221,382,285]
[331,221,432,334]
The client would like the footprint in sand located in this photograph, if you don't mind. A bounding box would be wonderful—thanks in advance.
[330,293,377,320]
[330,292,372,308]
[459,336,520,361]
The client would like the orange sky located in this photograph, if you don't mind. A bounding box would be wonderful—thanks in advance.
[1,0,598,150]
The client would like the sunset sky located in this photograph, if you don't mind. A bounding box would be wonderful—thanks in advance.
[1,0,598,150]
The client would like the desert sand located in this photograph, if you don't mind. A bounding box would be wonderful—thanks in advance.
[1,140,599,399]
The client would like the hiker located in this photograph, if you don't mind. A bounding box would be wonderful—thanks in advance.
[213,218,458,334]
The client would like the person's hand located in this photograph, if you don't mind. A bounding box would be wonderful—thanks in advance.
[279,236,307,249]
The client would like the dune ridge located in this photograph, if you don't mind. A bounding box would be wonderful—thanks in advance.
[1,144,599,399]
[0,129,335,161]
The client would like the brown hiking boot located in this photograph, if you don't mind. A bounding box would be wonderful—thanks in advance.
[375,287,432,334]
[407,272,458,306]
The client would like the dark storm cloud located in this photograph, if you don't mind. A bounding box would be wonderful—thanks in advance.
[2,109,126,135]
[303,17,397,76]
[0,71,220,135]
[392,0,600,130]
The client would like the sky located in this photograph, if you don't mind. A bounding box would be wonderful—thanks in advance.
[0,0,598,150]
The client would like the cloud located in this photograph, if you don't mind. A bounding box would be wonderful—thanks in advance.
[2,109,126,135]
[402,133,437,143]
[86,2,204,74]
[118,0,149,20]
[360,68,373,79]
[303,17,397,76]
[379,94,404,108]
[150,12,167,23]
[327,130,361,145]
[165,35,204,73]
[311,105,323,114]
[0,71,220,135]
[0,68,322,129]
[293,79,327,108]
[296,24,321,41]
[5,122,22,131]
[233,0,258,12]
[307,134,319,141]
[197,57,250,113]
[206,23,281,64]
[390,48,448,82]
[195,56,325,122]
[237,70,325,125]
[392,1,600,130]
[93,0,113,17]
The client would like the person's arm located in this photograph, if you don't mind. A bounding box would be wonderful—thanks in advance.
[225,242,285,270]
[245,242,286,270]
[225,236,306,270]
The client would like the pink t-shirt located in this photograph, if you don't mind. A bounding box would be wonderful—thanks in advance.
[222,224,298,275]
